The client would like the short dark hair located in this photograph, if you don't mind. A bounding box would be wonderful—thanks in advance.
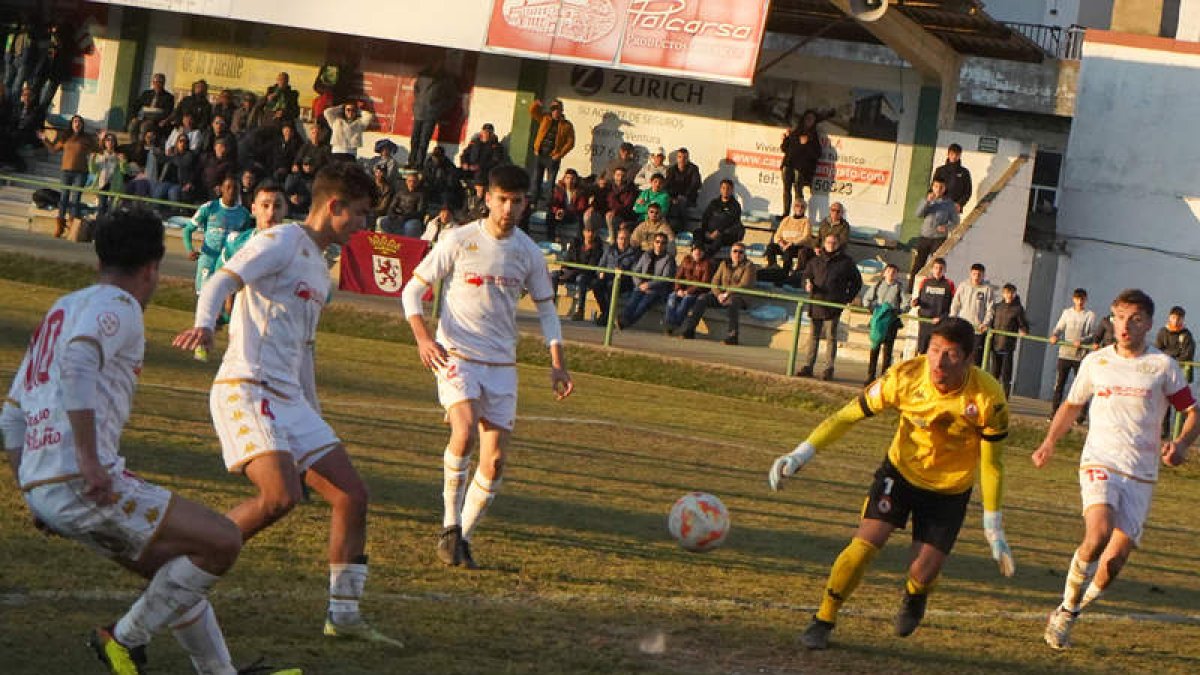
[884,263,898,272]
[1073,288,1088,299]
[252,180,283,201]
[488,165,531,193]
[647,203,661,211]
[931,257,946,267]
[1002,282,1017,292]
[311,161,377,208]
[931,176,946,185]
[1112,289,1154,317]
[948,143,963,154]
[930,317,976,356]
[650,173,664,182]
[94,208,164,273]
[970,263,985,273]
[1170,306,1186,317]
[719,178,733,188]
[653,232,669,242]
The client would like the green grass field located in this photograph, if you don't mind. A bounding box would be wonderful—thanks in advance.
[1,261,1199,674]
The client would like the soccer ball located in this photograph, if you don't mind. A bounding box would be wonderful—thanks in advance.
[668,492,730,552]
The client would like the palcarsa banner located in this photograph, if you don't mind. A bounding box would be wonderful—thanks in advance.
[339,232,429,297]
[485,0,771,85]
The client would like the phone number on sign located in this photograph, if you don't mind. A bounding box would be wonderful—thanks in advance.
[813,178,854,195]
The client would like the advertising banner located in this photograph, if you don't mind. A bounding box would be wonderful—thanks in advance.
[484,0,771,85]
[339,232,429,297]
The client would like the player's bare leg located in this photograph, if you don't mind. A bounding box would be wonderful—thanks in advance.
[225,452,304,541]
[456,419,509,569]
[1046,504,1117,649]
[439,401,478,566]
[895,541,949,637]
[803,519,895,649]
[100,496,243,675]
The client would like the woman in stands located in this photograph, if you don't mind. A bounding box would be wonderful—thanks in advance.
[38,114,96,237]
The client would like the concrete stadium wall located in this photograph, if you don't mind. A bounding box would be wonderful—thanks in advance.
[1046,30,1200,396]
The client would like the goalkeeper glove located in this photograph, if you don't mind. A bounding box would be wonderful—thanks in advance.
[983,510,1016,577]
[768,442,816,492]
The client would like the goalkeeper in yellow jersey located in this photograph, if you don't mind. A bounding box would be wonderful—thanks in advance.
[768,317,1015,650]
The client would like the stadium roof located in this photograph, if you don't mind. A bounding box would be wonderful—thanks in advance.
[767,0,1047,63]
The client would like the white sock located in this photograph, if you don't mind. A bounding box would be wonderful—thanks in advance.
[460,471,502,542]
[1062,549,1098,612]
[1080,581,1105,609]
[170,599,236,675]
[443,449,471,529]
[115,556,221,648]
[329,562,368,625]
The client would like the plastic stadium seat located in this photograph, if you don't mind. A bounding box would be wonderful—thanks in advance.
[857,259,886,277]
[166,215,191,229]
[749,304,788,322]
[676,231,694,247]
[745,242,767,259]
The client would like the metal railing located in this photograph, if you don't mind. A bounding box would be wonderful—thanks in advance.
[1,172,196,212]
[1003,22,1086,60]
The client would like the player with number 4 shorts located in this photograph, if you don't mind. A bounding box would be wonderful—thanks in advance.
[768,317,1015,650]
[173,163,401,648]
[1033,289,1198,650]
[0,211,292,675]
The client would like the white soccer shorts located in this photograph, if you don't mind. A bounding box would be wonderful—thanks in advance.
[26,468,173,561]
[1079,465,1155,546]
[210,380,340,473]
[435,357,518,431]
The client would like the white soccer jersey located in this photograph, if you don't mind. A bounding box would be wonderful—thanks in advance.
[214,222,329,396]
[411,220,554,364]
[1067,345,1195,481]
[4,285,144,488]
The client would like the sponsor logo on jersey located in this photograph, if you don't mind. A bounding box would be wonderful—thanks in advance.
[294,282,323,305]
[462,272,522,289]
[964,403,979,418]
[97,311,121,337]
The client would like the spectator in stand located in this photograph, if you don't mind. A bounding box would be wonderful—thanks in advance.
[664,244,713,334]
[123,129,164,199]
[169,79,212,131]
[154,133,201,205]
[763,199,814,281]
[262,71,300,127]
[211,89,237,131]
[36,20,93,112]
[1094,313,1116,350]
[421,204,459,244]
[697,179,743,257]
[285,157,318,213]
[663,146,701,231]
[292,123,331,181]
[633,173,671,223]
[460,123,507,186]
[460,179,488,222]
[422,146,459,209]
[267,123,303,183]
[230,92,258,135]
[548,168,590,243]
[182,174,252,295]
[636,146,668,187]
[529,98,575,204]
[127,72,174,136]
[949,262,996,365]
[594,227,640,326]
[382,171,425,237]
[604,166,638,234]
[908,176,959,291]
[552,223,607,321]
[371,164,394,228]
[862,262,906,384]
[10,84,45,155]
[988,283,1029,396]
[797,233,863,379]
[325,99,374,162]
[199,115,237,160]
[933,143,972,213]
[38,114,94,237]
[911,257,955,355]
[369,139,401,188]
[87,132,126,216]
[1155,306,1195,435]
[118,127,157,183]
[631,203,674,253]
[679,242,757,345]
[1048,288,1097,422]
[410,59,459,168]
[164,112,204,153]
[199,137,237,199]
[780,108,830,216]
[237,168,258,208]
[602,142,639,183]
[618,232,677,329]
[816,202,850,251]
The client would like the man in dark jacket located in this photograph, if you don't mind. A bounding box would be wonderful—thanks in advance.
[988,283,1030,396]
[1156,305,1194,435]
[932,143,972,212]
[594,227,640,326]
[169,80,213,132]
[618,233,677,329]
[128,72,175,135]
[797,234,862,380]
[780,109,830,216]
[664,147,701,230]
[698,179,743,256]
[459,123,507,185]
[911,257,955,354]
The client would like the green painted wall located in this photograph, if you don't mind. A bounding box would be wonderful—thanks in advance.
[507,60,549,170]
[899,85,941,244]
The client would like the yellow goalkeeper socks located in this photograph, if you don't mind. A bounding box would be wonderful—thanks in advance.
[816,537,880,624]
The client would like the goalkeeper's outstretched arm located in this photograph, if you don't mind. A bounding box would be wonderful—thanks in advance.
[768,395,872,491]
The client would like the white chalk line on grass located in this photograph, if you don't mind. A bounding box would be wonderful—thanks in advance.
[3,587,1199,625]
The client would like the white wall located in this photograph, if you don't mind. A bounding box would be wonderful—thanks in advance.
[47,7,125,128]
[1179,0,1200,40]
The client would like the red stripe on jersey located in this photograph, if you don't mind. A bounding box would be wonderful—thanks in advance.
[1168,386,1196,412]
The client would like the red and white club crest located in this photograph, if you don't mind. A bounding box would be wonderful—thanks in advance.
[372,255,403,293]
